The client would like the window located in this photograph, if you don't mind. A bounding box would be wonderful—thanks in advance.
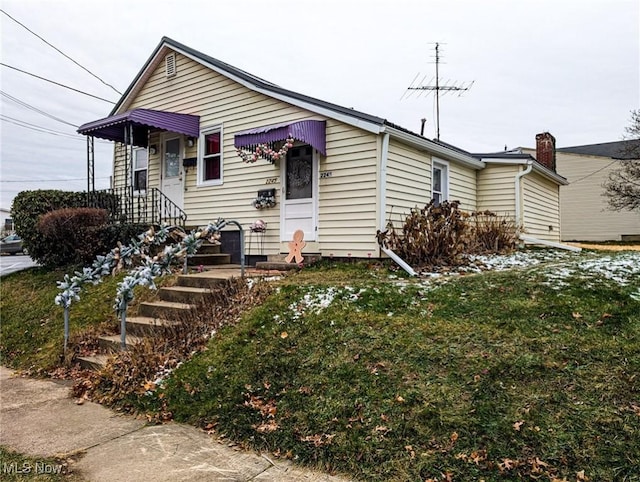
[198,126,223,185]
[431,160,448,205]
[133,148,148,192]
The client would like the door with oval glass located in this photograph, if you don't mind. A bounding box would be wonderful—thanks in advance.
[281,145,317,241]
[161,135,184,216]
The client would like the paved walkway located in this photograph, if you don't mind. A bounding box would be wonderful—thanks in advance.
[0,367,349,481]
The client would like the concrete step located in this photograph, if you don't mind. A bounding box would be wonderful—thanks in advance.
[197,243,221,255]
[98,334,144,352]
[159,286,212,303]
[77,354,110,371]
[125,316,181,336]
[176,274,229,289]
[267,253,322,264]
[255,261,302,271]
[138,300,195,320]
[187,253,231,266]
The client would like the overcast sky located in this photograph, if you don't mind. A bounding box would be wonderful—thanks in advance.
[1,0,638,210]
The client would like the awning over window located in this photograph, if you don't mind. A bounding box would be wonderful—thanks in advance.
[234,120,326,156]
[77,109,200,147]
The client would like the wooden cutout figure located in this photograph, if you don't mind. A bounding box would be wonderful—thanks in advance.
[285,229,306,264]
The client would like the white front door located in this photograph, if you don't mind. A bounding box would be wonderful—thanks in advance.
[161,136,184,214]
[281,145,318,242]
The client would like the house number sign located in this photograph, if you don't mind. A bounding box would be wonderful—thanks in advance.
[265,177,279,184]
[320,171,333,179]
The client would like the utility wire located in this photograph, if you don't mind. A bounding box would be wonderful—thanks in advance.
[1,177,110,183]
[570,160,618,185]
[1,90,78,127]
[0,63,116,104]
[1,113,86,139]
[1,114,112,144]
[0,9,122,95]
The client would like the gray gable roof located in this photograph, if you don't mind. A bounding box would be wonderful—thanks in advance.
[557,140,638,159]
[110,37,485,169]
[113,36,385,127]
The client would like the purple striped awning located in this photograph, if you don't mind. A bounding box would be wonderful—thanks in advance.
[77,109,200,146]
[234,120,326,155]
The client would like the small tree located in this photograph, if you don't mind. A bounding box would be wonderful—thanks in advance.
[604,110,640,211]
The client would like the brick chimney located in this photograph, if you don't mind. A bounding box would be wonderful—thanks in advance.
[535,132,556,171]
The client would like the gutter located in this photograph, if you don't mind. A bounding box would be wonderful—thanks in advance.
[514,160,533,228]
[383,125,485,170]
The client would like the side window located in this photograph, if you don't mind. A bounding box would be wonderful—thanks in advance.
[133,148,148,192]
[198,126,223,186]
[432,161,448,205]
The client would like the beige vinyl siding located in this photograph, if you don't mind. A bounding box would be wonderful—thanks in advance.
[115,50,379,257]
[385,139,430,224]
[318,122,378,257]
[476,164,518,217]
[555,152,640,241]
[449,163,477,212]
[522,172,560,241]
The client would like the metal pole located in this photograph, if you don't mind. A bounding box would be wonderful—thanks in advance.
[435,42,440,141]
[63,307,70,354]
[120,304,127,350]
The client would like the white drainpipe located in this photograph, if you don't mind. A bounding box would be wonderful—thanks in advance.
[379,132,390,232]
[514,161,533,228]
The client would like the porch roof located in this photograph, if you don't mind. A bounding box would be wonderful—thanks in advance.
[77,108,200,146]
[234,119,326,156]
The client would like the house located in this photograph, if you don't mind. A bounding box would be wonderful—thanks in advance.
[78,37,567,262]
[0,208,13,235]
[522,138,640,242]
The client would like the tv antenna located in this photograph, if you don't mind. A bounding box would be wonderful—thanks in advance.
[402,43,474,140]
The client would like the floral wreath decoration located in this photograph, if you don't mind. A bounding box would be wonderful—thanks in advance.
[237,135,295,164]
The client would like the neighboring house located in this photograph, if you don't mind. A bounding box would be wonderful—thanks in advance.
[522,139,640,241]
[77,37,567,261]
[0,208,13,235]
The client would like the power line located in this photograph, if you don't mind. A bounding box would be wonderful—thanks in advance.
[0,63,116,104]
[1,90,78,127]
[1,177,110,183]
[0,114,112,143]
[0,9,122,95]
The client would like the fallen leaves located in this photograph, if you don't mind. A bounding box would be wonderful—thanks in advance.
[513,420,524,431]
[299,433,335,447]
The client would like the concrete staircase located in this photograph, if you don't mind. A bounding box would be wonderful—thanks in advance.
[76,266,241,371]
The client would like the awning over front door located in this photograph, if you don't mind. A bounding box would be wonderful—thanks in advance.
[77,108,200,147]
[234,119,326,156]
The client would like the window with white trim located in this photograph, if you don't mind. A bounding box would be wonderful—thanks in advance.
[432,161,449,205]
[198,126,223,185]
[132,148,148,192]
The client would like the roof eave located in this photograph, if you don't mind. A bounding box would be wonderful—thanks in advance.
[481,157,568,185]
[383,125,485,169]
[113,37,385,135]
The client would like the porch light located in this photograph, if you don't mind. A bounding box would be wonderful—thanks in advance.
[187,137,196,147]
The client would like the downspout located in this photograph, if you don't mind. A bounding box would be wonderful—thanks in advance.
[379,132,390,233]
[378,131,417,276]
[514,160,580,252]
[514,160,533,229]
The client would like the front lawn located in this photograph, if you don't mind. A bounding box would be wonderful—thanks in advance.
[159,250,640,481]
[1,250,639,480]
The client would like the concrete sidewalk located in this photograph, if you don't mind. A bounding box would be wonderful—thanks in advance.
[0,367,349,481]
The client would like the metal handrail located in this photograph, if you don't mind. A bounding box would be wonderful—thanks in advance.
[86,187,187,227]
